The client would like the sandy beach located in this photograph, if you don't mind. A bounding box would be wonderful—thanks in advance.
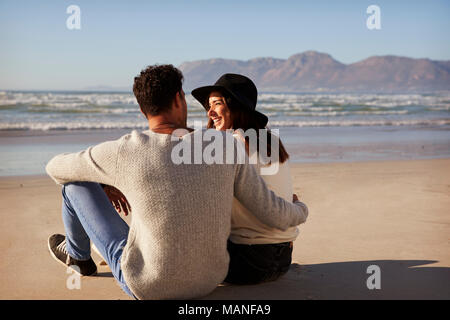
[0,158,449,300]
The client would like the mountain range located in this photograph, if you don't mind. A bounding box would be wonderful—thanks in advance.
[178,51,450,93]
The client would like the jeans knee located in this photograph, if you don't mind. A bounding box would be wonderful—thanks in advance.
[62,181,99,198]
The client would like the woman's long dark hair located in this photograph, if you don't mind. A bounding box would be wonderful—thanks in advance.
[206,92,289,163]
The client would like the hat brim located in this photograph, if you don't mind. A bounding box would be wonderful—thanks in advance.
[191,85,229,110]
[191,85,268,127]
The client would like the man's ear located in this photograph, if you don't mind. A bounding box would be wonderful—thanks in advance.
[173,91,182,109]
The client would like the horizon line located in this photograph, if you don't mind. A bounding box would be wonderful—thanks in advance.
[2,50,449,92]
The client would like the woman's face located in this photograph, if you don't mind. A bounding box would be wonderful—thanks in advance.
[208,91,232,131]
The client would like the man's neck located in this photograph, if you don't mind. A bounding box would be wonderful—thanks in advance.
[147,115,186,135]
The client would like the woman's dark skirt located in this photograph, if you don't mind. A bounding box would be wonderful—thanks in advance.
[224,240,293,285]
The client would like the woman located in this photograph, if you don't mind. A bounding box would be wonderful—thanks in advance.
[192,74,307,284]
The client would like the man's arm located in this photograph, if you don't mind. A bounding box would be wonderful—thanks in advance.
[45,136,127,186]
[233,162,308,231]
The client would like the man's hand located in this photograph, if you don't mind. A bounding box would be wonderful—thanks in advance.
[293,193,299,202]
[102,185,131,216]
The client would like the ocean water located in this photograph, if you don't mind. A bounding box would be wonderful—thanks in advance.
[1,91,449,176]
[0,91,449,130]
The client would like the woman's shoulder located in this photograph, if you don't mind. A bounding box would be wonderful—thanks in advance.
[258,158,290,182]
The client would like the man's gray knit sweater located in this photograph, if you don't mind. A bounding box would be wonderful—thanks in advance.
[46,129,308,300]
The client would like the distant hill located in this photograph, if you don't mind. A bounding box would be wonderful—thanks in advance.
[179,51,450,93]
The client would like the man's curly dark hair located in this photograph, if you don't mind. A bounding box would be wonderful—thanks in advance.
[133,64,184,116]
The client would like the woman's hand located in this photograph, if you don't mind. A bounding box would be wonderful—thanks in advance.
[103,185,131,216]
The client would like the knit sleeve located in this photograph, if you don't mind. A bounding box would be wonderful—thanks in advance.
[233,162,308,231]
[45,135,127,186]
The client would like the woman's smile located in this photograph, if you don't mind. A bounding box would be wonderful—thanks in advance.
[212,116,222,125]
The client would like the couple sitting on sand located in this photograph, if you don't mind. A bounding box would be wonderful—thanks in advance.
[46,64,308,300]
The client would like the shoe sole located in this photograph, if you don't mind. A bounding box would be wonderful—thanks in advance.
[47,235,97,277]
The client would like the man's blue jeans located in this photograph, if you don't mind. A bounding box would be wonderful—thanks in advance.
[61,181,134,298]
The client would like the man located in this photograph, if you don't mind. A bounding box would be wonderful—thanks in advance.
[46,64,308,300]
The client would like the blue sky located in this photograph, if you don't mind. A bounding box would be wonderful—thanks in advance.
[1,0,449,90]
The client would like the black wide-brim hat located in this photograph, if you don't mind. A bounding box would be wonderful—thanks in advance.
[191,73,268,127]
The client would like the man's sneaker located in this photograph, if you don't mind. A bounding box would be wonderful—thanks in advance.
[48,234,97,276]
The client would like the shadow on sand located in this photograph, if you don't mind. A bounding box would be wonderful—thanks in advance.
[95,272,114,278]
[203,260,450,299]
